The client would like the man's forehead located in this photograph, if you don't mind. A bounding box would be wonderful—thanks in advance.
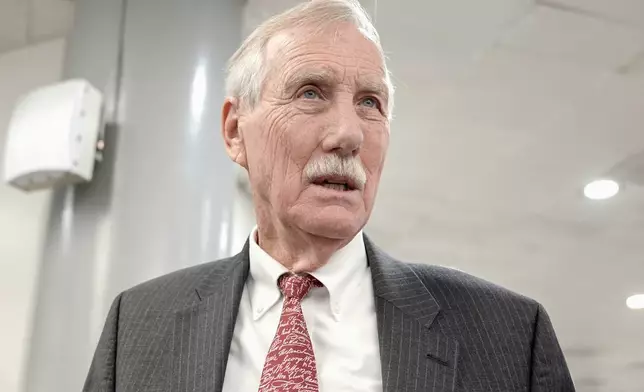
[265,28,387,91]
[265,30,294,58]
[268,24,383,65]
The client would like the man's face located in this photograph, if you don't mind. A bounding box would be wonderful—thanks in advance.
[234,23,390,240]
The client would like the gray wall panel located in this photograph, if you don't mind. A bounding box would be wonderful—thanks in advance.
[24,1,243,391]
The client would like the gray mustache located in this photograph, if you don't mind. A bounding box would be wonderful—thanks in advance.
[304,154,367,190]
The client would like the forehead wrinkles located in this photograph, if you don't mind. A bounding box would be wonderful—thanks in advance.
[266,26,385,79]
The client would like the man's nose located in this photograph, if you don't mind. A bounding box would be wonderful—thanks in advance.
[321,110,364,157]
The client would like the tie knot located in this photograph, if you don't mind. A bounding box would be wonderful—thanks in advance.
[278,273,321,300]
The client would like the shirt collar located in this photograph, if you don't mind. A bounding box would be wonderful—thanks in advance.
[248,228,289,321]
[247,226,368,321]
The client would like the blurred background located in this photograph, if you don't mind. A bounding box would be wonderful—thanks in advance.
[1,0,643,391]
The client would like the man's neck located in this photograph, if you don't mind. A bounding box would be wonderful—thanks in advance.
[255,225,354,273]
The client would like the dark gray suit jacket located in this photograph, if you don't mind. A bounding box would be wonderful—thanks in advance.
[84,236,575,392]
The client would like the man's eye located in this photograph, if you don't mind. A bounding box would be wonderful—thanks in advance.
[301,89,320,99]
[361,97,380,109]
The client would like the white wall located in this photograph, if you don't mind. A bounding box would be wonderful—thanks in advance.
[0,38,65,392]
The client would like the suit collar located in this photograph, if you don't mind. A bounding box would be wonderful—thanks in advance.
[364,234,441,329]
[175,243,250,392]
[194,241,250,302]
[364,235,459,392]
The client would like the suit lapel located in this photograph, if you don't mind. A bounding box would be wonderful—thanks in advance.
[366,236,460,392]
[171,242,250,392]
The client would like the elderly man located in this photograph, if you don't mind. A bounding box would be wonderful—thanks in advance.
[84,1,575,391]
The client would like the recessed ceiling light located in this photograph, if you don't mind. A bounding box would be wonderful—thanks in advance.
[584,179,620,200]
[626,294,644,310]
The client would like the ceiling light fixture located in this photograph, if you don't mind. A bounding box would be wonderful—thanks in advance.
[583,179,620,200]
[626,294,644,310]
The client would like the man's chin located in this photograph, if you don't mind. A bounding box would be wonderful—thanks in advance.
[299,214,365,241]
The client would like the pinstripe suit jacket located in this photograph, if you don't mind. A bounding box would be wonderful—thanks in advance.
[83,236,575,392]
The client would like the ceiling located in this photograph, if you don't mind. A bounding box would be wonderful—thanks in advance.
[2,0,643,390]
[0,0,74,54]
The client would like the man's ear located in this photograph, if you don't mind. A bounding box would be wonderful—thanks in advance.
[221,97,248,169]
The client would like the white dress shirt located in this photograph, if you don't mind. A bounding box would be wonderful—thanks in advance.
[222,228,383,392]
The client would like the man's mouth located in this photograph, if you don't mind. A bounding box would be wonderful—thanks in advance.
[312,176,358,192]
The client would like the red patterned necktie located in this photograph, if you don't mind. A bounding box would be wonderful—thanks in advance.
[258,273,323,392]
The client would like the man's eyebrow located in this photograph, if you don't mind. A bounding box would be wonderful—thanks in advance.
[282,67,390,103]
[358,78,389,102]
[283,68,338,94]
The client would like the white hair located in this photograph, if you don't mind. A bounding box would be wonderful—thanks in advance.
[225,0,395,118]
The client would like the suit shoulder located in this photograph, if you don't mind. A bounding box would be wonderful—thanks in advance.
[408,262,539,310]
[120,256,237,312]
